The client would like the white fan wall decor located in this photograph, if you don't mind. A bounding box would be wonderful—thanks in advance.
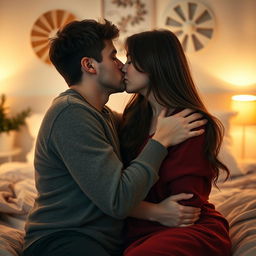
[31,10,76,64]
[160,0,215,53]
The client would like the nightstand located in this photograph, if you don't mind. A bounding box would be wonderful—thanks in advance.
[0,148,22,162]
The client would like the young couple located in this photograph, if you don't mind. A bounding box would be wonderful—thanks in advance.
[23,19,231,256]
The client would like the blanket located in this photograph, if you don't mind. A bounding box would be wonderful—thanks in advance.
[210,172,256,256]
[0,162,36,256]
[0,162,256,256]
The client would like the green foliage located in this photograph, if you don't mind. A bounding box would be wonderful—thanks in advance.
[0,94,31,133]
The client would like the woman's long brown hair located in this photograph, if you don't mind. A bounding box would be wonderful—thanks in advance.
[119,30,229,185]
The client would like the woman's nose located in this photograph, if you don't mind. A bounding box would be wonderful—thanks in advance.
[122,63,127,72]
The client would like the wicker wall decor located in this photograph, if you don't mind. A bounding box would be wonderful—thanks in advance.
[30,9,76,64]
[103,0,155,57]
[160,0,215,53]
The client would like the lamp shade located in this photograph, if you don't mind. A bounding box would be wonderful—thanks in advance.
[231,95,256,125]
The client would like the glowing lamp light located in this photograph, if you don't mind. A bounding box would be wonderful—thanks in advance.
[232,95,256,101]
[231,94,256,125]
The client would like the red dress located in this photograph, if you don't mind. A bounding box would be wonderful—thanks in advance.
[124,130,232,256]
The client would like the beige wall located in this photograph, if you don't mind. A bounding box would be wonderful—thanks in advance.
[0,0,102,96]
[1,0,255,97]
[156,0,256,93]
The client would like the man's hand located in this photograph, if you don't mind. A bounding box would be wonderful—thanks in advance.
[152,108,207,148]
[151,193,201,227]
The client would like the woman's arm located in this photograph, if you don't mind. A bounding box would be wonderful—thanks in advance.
[129,194,201,227]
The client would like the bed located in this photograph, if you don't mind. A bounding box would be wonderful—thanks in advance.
[0,112,255,256]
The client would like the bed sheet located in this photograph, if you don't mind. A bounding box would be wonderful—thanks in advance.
[0,162,255,256]
[0,162,36,256]
[210,171,256,256]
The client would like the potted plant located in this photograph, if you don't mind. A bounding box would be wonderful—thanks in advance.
[0,94,31,151]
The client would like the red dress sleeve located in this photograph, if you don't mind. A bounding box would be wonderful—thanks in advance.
[149,128,214,208]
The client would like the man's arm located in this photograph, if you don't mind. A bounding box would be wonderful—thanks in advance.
[51,106,166,219]
[51,106,206,220]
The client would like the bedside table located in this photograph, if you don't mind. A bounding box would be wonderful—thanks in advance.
[0,148,22,162]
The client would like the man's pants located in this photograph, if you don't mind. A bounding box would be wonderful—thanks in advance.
[23,230,112,256]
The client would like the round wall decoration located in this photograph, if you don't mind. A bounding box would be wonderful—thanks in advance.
[160,0,215,53]
[30,9,76,64]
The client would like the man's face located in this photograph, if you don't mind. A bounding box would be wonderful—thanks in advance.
[96,40,125,93]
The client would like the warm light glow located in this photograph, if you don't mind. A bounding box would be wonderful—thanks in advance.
[231,94,256,125]
[212,62,256,87]
[222,71,256,86]
[0,67,14,93]
[232,95,256,101]
[0,67,13,82]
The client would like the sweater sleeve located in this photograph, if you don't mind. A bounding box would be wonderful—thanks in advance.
[162,129,213,208]
[50,106,167,219]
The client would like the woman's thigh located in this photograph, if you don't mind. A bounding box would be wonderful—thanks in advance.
[23,230,110,256]
[124,225,231,256]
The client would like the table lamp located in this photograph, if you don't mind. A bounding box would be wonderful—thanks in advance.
[231,94,256,159]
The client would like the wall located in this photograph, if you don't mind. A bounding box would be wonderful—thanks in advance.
[156,0,256,93]
[1,0,256,106]
[0,0,101,97]
[1,0,256,95]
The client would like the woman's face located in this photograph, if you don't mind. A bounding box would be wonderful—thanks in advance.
[122,56,149,95]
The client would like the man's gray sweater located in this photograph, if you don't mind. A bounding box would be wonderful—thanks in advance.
[24,89,167,254]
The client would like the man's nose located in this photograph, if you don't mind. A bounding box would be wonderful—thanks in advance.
[122,63,127,72]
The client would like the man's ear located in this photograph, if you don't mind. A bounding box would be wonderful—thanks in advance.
[81,57,96,74]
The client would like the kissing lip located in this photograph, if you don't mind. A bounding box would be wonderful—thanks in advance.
[123,79,128,84]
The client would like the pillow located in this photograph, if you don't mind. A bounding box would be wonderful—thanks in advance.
[0,162,35,181]
[218,140,243,181]
[212,111,244,181]
[25,113,45,163]
[213,111,237,139]
[26,113,44,139]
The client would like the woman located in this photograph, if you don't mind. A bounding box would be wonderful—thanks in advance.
[120,30,232,256]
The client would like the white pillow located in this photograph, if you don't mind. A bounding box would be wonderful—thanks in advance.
[0,162,34,181]
[212,111,244,180]
[213,111,237,139]
[25,113,45,163]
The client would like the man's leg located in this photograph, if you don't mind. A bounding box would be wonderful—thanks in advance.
[23,230,110,256]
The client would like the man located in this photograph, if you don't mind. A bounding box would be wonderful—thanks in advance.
[23,19,205,256]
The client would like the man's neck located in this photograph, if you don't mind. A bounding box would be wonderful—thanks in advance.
[70,83,110,112]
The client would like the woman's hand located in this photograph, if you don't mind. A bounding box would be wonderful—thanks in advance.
[128,193,201,227]
[152,108,207,148]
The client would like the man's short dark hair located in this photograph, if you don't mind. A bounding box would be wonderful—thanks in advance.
[49,19,119,86]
